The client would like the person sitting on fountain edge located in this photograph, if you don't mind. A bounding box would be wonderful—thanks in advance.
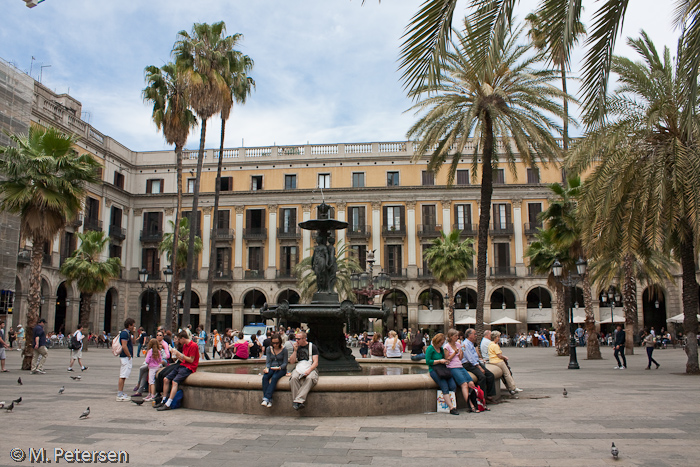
[288,331,319,410]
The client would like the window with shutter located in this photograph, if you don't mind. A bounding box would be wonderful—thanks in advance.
[528,203,542,225]
[352,172,365,188]
[454,204,472,229]
[527,168,540,184]
[421,171,435,186]
[422,205,436,226]
[456,169,469,185]
[387,171,399,186]
[187,179,195,193]
[493,169,505,184]
[248,247,263,271]
[220,177,233,191]
[318,173,330,189]
[284,174,297,190]
[251,175,263,191]
[385,245,402,274]
[113,172,125,189]
[217,210,230,229]
[146,179,152,194]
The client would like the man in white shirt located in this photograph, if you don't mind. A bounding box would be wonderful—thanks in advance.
[480,330,492,363]
[68,324,88,372]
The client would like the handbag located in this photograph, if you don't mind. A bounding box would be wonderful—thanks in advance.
[432,363,452,379]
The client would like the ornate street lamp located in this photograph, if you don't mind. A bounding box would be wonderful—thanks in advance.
[552,257,588,369]
[139,266,170,335]
[351,250,391,304]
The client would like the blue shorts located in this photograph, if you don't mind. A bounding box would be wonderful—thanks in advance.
[449,366,473,386]
[166,365,193,384]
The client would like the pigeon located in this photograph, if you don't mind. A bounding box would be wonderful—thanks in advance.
[0,401,4,409]
[70,375,82,380]
[13,397,22,405]
[611,442,619,459]
[563,388,568,398]
[4,402,14,412]
[58,386,65,395]
[79,407,90,419]
[17,377,22,385]
[131,399,144,406]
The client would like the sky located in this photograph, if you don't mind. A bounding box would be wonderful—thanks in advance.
[2,0,680,153]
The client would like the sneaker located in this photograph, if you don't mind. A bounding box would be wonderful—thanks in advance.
[645,367,650,370]
[119,395,131,402]
[449,408,459,415]
[613,366,620,370]
[37,370,46,374]
[143,394,154,402]
[67,368,74,372]
[514,388,523,392]
[131,392,142,398]
[620,366,626,370]
[153,400,165,409]
[292,402,301,410]
[656,363,660,369]
[81,367,88,371]
[261,400,268,407]
[266,401,272,408]
[509,390,517,396]
[156,404,171,411]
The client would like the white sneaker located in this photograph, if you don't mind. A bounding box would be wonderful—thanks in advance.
[613,366,620,369]
[620,366,626,370]
[116,395,131,402]
[514,388,523,392]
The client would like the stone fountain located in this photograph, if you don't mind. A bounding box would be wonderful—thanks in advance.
[261,201,388,372]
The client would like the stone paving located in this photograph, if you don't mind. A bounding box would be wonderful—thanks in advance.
[0,344,698,466]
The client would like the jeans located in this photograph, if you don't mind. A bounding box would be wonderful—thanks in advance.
[429,369,456,394]
[262,368,286,401]
[410,353,425,361]
[646,347,659,368]
[614,346,627,367]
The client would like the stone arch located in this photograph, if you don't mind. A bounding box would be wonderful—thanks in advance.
[642,285,667,333]
[212,289,233,309]
[418,287,444,310]
[382,289,409,330]
[276,289,300,305]
[490,286,517,309]
[526,286,553,308]
[454,287,477,310]
[139,289,162,336]
[104,287,118,334]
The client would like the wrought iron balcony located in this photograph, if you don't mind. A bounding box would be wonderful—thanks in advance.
[418,267,433,278]
[453,223,478,237]
[387,268,407,279]
[245,269,264,279]
[17,249,31,265]
[213,270,233,280]
[276,269,296,280]
[140,229,163,243]
[242,227,267,240]
[489,222,514,236]
[381,225,406,238]
[277,227,301,239]
[417,224,442,238]
[490,266,517,277]
[42,253,52,267]
[69,214,83,228]
[84,218,102,232]
[346,224,371,239]
[109,225,126,240]
[524,222,543,235]
[527,266,547,277]
[211,228,235,241]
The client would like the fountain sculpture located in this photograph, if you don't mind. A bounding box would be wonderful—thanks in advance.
[261,201,388,372]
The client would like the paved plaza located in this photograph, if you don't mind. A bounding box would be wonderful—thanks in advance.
[0,344,698,466]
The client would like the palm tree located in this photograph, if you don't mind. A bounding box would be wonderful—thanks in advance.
[399,1,700,125]
[406,21,565,338]
[143,62,197,331]
[159,218,203,273]
[174,21,236,326]
[568,31,700,373]
[0,126,99,368]
[205,42,255,334]
[60,231,121,334]
[423,230,475,328]
[525,228,568,355]
[525,9,585,151]
[537,176,600,359]
[293,240,361,303]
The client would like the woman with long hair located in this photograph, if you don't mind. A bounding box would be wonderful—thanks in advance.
[384,330,403,358]
[261,332,288,407]
[425,332,458,415]
[443,329,478,412]
[369,333,384,358]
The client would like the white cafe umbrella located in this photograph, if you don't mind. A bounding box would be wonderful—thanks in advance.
[598,316,625,324]
[489,317,522,325]
[455,316,477,325]
[666,313,700,323]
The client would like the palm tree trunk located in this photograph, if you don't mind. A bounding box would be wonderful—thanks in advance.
[79,293,93,351]
[169,144,183,332]
[679,236,700,374]
[183,119,207,327]
[205,116,226,334]
[555,282,569,356]
[623,253,636,355]
[447,282,455,328]
[582,270,601,359]
[561,67,569,152]
[475,114,494,340]
[23,242,44,369]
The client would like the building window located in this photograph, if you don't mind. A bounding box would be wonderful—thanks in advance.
[383,205,404,230]
[318,173,330,189]
[349,206,366,232]
[182,210,202,234]
[528,203,542,226]
[422,204,437,226]
[456,169,469,185]
[280,246,298,275]
[141,247,160,275]
[113,172,125,189]
[284,174,297,190]
[187,178,195,193]
[85,197,99,223]
[251,175,263,191]
[454,204,472,229]
[248,246,263,272]
[493,169,505,184]
[421,243,433,272]
[421,170,435,186]
[492,203,512,229]
[385,245,403,275]
[352,172,365,188]
[280,208,297,233]
[494,242,511,268]
[387,171,399,186]
[215,248,231,275]
[527,168,540,184]
[109,243,122,261]
[219,176,233,191]
[350,244,367,267]
[146,179,163,194]
[216,210,230,229]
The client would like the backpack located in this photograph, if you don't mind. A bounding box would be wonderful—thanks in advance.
[69,333,81,350]
[474,386,487,412]
[111,334,122,356]
[170,389,184,409]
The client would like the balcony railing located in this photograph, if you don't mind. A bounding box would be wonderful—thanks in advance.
[276,269,296,280]
[109,225,126,240]
[346,224,371,239]
[147,271,161,281]
[140,229,163,243]
[213,270,233,280]
[528,266,547,277]
[211,228,235,241]
[69,214,83,228]
[418,268,433,278]
[245,269,264,279]
[381,225,406,238]
[17,249,31,265]
[489,223,514,236]
[417,224,442,238]
[277,227,301,239]
[524,222,542,235]
[453,223,478,237]
[387,268,407,279]
[242,227,267,240]
[490,266,517,277]
[84,218,102,232]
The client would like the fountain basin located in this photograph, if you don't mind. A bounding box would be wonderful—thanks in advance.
[180,359,477,417]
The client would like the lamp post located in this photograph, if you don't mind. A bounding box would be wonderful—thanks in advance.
[351,250,391,304]
[139,266,172,335]
[603,285,621,331]
[552,257,588,369]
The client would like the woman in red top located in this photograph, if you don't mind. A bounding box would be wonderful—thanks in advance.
[233,332,253,359]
